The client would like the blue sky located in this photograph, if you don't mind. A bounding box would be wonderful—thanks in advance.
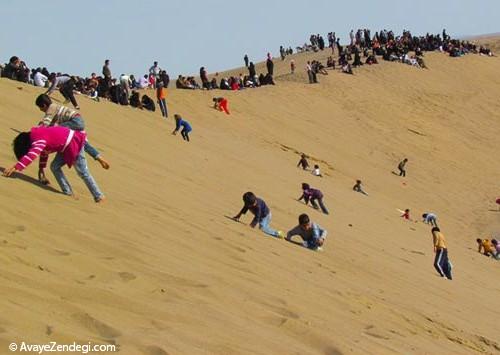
[1,0,498,77]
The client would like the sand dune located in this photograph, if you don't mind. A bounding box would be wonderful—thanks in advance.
[1,40,500,354]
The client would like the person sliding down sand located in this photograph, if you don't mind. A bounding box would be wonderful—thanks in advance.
[286,213,327,251]
[232,192,284,238]
[35,94,109,184]
[2,126,105,202]
[401,208,411,220]
[298,183,329,214]
[172,114,192,142]
[213,97,230,114]
[353,180,368,195]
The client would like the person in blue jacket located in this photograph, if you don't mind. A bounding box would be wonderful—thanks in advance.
[172,114,192,141]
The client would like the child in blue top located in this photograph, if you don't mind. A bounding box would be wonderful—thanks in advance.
[172,114,192,141]
[286,213,327,251]
[232,192,284,238]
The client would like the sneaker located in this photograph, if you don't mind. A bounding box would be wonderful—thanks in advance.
[276,231,284,239]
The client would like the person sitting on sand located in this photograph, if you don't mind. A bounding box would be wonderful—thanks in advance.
[353,180,368,195]
[397,158,408,177]
[172,114,192,142]
[2,125,105,202]
[232,192,284,238]
[342,63,353,75]
[286,213,327,251]
[476,238,496,257]
[213,97,230,115]
[35,94,110,182]
[297,154,309,170]
[141,94,156,112]
[422,213,438,227]
[298,183,329,214]
[432,227,452,280]
[312,164,323,177]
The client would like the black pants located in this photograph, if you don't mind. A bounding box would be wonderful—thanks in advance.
[311,197,329,214]
[60,80,78,108]
[434,248,452,280]
[398,167,406,177]
[181,128,190,142]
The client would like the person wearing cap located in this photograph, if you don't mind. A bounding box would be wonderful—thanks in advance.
[286,213,327,251]
[232,192,284,238]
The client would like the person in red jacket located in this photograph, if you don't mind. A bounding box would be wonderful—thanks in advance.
[213,97,230,115]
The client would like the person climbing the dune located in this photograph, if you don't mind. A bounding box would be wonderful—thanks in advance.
[232,192,284,238]
[286,213,327,251]
[213,97,230,115]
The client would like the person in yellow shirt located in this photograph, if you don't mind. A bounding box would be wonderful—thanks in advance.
[432,227,452,280]
[476,238,495,257]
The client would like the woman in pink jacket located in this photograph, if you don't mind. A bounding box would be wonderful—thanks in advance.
[3,125,105,202]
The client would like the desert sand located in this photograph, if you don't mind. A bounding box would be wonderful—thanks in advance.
[1,40,500,355]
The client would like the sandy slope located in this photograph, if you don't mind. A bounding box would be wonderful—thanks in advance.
[1,43,500,355]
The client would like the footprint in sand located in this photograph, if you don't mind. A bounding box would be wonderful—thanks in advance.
[323,346,344,355]
[8,225,26,234]
[143,345,170,355]
[118,272,137,282]
[71,312,121,339]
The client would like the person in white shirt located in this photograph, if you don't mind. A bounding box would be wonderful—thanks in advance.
[34,70,48,87]
[137,75,149,89]
[312,164,323,177]
[119,74,131,98]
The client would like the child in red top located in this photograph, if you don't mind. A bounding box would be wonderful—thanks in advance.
[213,97,230,115]
[401,209,410,220]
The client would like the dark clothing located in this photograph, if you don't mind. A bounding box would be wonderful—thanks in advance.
[434,248,452,280]
[238,198,270,227]
[102,65,111,79]
[297,157,309,170]
[158,98,168,117]
[300,188,329,214]
[244,55,249,67]
[59,78,78,108]
[398,161,407,177]
[248,63,256,78]
[266,59,274,76]
[141,95,156,112]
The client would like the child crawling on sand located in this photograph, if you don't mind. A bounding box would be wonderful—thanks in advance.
[2,125,105,202]
[286,213,327,251]
[232,192,284,238]
[213,97,230,114]
[35,94,109,184]
[299,183,329,214]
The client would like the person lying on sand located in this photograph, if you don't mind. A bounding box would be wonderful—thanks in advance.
[232,192,284,238]
[286,213,327,251]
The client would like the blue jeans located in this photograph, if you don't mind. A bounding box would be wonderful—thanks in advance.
[50,147,104,201]
[59,117,100,160]
[259,213,279,237]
